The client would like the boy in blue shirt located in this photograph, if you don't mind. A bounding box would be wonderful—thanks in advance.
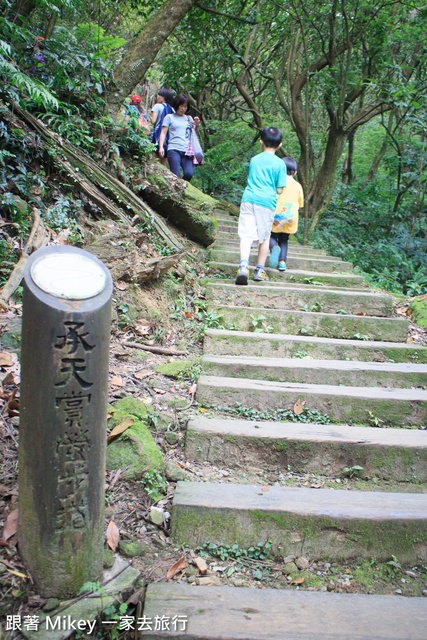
[236,127,287,285]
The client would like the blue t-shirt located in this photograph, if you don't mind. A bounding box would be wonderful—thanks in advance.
[241,152,287,210]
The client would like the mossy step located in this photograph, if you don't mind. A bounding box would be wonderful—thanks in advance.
[211,244,340,261]
[209,262,365,288]
[197,375,427,426]
[201,355,427,389]
[186,416,427,482]
[211,305,409,342]
[172,481,427,562]
[206,277,366,293]
[204,329,427,363]
[210,250,353,273]
[206,282,393,317]
[144,583,427,640]
[211,239,331,254]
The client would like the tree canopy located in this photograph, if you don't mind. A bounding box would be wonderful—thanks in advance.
[1,0,426,294]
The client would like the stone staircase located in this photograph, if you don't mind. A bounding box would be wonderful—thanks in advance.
[143,212,427,638]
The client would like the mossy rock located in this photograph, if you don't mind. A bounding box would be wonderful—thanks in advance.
[110,397,154,424]
[410,295,427,330]
[156,357,200,379]
[139,163,218,246]
[107,400,163,480]
[119,540,147,557]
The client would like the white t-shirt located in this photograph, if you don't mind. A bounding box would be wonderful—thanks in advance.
[162,114,194,152]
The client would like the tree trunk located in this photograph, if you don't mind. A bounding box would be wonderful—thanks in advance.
[44,12,57,39]
[8,103,184,251]
[108,0,196,106]
[341,130,355,185]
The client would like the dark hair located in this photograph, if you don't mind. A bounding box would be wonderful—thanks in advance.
[283,157,298,175]
[260,126,282,148]
[172,93,188,112]
[158,88,174,106]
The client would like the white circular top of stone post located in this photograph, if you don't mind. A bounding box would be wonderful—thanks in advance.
[30,252,107,300]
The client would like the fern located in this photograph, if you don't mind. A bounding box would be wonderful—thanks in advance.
[0,41,58,109]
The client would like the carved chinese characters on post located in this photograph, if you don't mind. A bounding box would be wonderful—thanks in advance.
[54,322,95,530]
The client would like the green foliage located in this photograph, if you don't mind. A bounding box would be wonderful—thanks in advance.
[197,540,272,563]
[140,470,166,499]
[341,465,364,479]
[0,30,58,110]
[249,314,274,333]
[44,195,84,241]
[313,182,427,296]
[73,23,126,56]
[206,402,330,425]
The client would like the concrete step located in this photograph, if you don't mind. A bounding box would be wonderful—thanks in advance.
[172,481,427,562]
[186,416,427,482]
[143,583,427,639]
[211,304,409,342]
[204,329,427,363]
[197,375,427,426]
[211,244,341,261]
[210,250,353,273]
[211,238,331,252]
[201,355,427,389]
[215,231,330,253]
[209,261,365,288]
[206,277,366,293]
[206,282,393,317]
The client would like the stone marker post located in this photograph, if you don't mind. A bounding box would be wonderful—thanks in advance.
[18,245,113,598]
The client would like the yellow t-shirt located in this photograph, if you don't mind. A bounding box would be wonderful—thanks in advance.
[272,179,304,234]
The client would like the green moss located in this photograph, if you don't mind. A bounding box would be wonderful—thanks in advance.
[156,358,199,379]
[410,296,427,330]
[106,420,164,480]
[111,397,153,423]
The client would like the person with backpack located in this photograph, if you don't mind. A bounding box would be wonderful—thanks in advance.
[150,89,174,165]
[126,95,150,134]
[158,94,200,182]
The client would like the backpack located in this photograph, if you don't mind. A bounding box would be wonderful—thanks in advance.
[151,104,174,149]
[126,105,150,133]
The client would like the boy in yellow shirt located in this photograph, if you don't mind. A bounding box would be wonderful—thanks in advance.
[269,157,304,271]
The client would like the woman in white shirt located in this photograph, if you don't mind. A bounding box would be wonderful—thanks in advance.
[158,93,200,181]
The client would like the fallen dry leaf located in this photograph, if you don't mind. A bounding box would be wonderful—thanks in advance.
[0,352,14,367]
[110,375,124,387]
[3,509,18,541]
[261,487,269,492]
[107,416,134,442]
[193,557,208,574]
[7,569,29,579]
[2,372,16,385]
[293,399,306,415]
[407,337,414,343]
[105,520,120,552]
[153,388,166,394]
[189,383,197,395]
[135,321,151,335]
[291,576,305,584]
[311,483,324,489]
[115,281,128,291]
[166,555,186,580]
[126,587,144,605]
